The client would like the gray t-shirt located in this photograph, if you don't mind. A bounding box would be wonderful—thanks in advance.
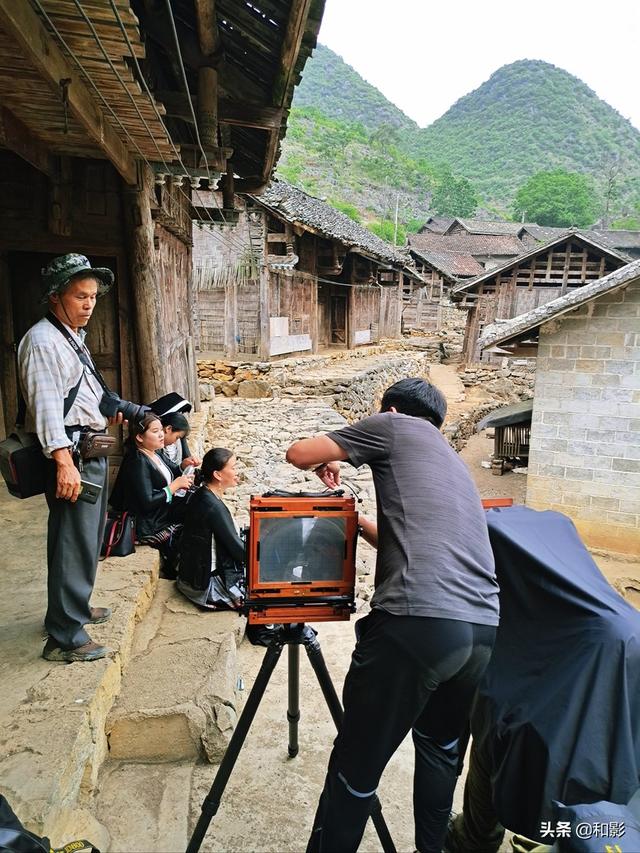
[329,412,499,626]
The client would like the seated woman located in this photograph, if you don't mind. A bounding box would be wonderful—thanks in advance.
[110,413,194,576]
[160,412,201,470]
[176,447,245,610]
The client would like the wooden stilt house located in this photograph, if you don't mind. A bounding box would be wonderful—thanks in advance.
[194,179,423,357]
[451,231,629,362]
[0,0,323,438]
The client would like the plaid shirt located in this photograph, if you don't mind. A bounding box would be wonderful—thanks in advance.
[17,317,107,457]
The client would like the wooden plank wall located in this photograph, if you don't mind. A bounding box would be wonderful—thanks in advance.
[379,284,401,339]
[350,285,378,344]
[269,270,314,336]
[462,241,623,362]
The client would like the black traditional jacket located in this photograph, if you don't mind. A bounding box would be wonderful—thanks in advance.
[109,449,181,539]
[177,487,245,591]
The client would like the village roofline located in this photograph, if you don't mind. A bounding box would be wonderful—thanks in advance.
[408,246,480,282]
[249,179,413,269]
[451,229,631,297]
[444,217,531,238]
[478,258,640,349]
[408,231,528,257]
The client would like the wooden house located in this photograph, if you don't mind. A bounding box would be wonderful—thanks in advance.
[194,179,423,357]
[451,232,628,362]
[478,259,640,555]
[408,229,527,272]
[0,0,323,438]
[404,246,482,333]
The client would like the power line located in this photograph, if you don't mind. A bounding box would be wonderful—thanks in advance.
[37,0,253,262]
[105,0,253,255]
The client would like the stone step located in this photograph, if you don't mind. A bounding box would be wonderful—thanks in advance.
[0,522,160,848]
[107,582,245,763]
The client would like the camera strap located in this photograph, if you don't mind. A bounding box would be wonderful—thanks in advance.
[46,312,111,396]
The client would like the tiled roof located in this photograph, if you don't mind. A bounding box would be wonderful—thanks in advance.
[479,259,640,349]
[522,225,639,256]
[448,218,528,237]
[409,231,528,257]
[411,247,484,279]
[452,230,629,296]
[254,180,408,266]
[418,216,455,234]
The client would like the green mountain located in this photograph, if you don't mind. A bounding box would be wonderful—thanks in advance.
[413,59,640,205]
[278,48,640,228]
[291,43,417,133]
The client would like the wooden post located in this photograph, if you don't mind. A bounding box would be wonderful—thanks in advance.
[561,241,572,295]
[198,66,218,149]
[48,156,73,236]
[0,253,16,437]
[122,163,164,402]
[222,167,235,211]
[258,263,271,360]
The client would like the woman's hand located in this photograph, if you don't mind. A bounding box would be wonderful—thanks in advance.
[170,473,194,493]
[181,455,201,468]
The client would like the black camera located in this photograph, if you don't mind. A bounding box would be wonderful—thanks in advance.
[99,390,151,423]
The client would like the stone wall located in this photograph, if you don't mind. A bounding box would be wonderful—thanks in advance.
[197,339,442,404]
[459,361,536,398]
[526,279,640,554]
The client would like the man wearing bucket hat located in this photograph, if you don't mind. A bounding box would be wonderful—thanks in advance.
[18,254,119,662]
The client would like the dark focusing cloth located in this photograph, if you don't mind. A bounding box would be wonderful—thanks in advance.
[472,505,640,841]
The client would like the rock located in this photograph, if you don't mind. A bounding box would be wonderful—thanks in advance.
[220,381,239,397]
[199,383,214,402]
[237,380,272,399]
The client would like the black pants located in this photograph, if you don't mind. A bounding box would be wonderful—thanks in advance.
[44,456,108,649]
[307,609,496,853]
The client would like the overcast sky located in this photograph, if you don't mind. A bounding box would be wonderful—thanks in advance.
[318,0,640,131]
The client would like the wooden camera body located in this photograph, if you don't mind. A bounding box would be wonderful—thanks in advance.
[245,493,358,625]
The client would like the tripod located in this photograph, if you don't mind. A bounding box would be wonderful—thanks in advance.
[186,623,396,853]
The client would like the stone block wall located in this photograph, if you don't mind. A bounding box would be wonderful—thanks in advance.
[526,279,640,554]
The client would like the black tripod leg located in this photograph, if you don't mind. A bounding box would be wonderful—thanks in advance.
[186,639,285,853]
[304,639,397,853]
[287,642,300,757]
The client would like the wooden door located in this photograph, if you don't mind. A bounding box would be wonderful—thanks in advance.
[330,293,347,345]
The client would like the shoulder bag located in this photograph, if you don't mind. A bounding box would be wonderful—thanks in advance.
[101,510,136,559]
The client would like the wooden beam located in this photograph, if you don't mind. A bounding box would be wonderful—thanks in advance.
[273,0,314,107]
[0,106,53,176]
[0,0,137,184]
[156,90,283,129]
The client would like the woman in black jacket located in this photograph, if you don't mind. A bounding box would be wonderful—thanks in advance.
[110,413,194,575]
[176,447,245,610]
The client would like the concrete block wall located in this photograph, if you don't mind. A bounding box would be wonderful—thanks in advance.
[526,279,640,554]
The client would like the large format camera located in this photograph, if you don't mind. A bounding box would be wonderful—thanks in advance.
[243,491,359,625]
[99,389,151,423]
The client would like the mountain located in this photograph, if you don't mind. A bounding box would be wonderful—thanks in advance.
[291,43,417,133]
[413,60,640,204]
[278,48,640,228]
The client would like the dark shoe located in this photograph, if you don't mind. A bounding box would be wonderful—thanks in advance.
[88,606,112,624]
[42,638,112,662]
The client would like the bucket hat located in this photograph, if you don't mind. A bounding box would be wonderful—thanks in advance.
[41,253,114,299]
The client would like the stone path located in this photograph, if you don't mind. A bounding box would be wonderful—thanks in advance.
[90,361,510,852]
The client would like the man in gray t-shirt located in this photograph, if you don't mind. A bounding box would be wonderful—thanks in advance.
[286,378,499,853]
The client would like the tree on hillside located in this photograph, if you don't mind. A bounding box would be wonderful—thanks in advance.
[512,170,600,227]
[431,171,479,217]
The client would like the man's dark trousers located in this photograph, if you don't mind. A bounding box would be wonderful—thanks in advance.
[44,456,108,649]
[306,609,496,853]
